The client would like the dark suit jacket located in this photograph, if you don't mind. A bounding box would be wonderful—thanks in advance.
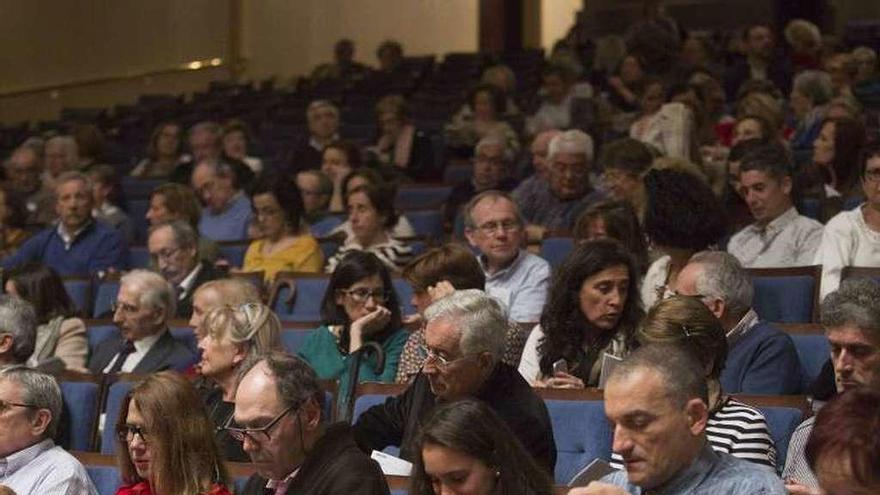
[87,329,197,375]
[176,262,224,319]
[240,423,389,495]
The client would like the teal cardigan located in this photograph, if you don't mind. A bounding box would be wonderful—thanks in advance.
[298,325,408,387]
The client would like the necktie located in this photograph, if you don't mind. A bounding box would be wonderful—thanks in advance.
[107,340,136,374]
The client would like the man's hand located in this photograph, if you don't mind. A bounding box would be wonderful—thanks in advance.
[784,479,820,495]
[568,481,629,495]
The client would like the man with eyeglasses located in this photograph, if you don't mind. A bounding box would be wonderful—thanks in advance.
[463,190,550,323]
[0,366,96,494]
[232,351,389,495]
[353,289,556,475]
[0,296,36,369]
[147,220,222,319]
[88,270,196,375]
[191,160,253,242]
[4,144,56,228]
[445,135,519,225]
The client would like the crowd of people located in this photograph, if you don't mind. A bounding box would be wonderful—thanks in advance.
[1,10,880,495]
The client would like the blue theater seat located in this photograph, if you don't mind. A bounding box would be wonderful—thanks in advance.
[102,380,136,454]
[270,274,328,323]
[747,266,821,323]
[540,237,575,270]
[59,380,100,451]
[86,465,122,495]
[543,398,612,484]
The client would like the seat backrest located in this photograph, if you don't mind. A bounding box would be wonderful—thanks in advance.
[395,185,453,210]
[127,198,151,244]
[102,380,136,454]
[63,277,93,316]
[87,325,120,355]
[93,280,121,318]
[539,237,575,269]
[391,277,416,316]
[270,274,329,322]
[755,406,805,469]
[790,334,831,387]
[169,327,198,356]
[405,210,444,238]
[60,381,101,451]
[127,245,150,269]
[841,266,880,285]
[86,465,122,495]
[747,266,821,323]
[544,399,612,484]
[217,242,249,268]
[310,214,345,238]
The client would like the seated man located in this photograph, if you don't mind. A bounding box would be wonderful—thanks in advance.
[674,251,803,394]
[233,351,389,494]
[0,366,96,494]
[0,296,36,368]
[569,345,785,495]
[296,169,334,227]
[147,220,223,319]
[288,100,341,174]
[464,191,550,323]
[727,143,822,267]
[191,160,253,241]
[513,129,561,209]
[2,171,126,276]
[517,130,605,240]
[88,270,197,374]
[783,278,880,494]
[169,121,223,184]
[353,289,556,474]
[4,145,54,227]
[446,135,519,225]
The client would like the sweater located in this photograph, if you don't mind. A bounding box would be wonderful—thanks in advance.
[1,220,126,275]
[720,321,804,395]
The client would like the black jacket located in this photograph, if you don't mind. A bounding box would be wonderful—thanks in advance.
[352,363,557,475]
[87,329,197,375]
[240,423,389,495]
[176,262,224,319]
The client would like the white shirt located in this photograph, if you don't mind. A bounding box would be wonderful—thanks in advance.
[518,324,628,386]
[480,250,550,323]
[641,255,673,310]
[814,205,880,298]
[727,207,823,268]
[0,439,96,495]
[177,263,203,301]
[102,331,164,373]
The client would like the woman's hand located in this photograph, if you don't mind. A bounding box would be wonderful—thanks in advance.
[349,306,392,353]
[784,479,820,495]
[545,371,585,389]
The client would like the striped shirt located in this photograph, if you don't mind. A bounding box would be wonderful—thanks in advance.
[611,397,777,470]
[325,236,412,275]
[0,439,97,495]
[781,416,818,489]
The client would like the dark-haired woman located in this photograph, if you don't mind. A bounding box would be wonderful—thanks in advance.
[445,83,520,158]
[518,239,644,388]
[0,186,30,259]
[299,251,407,390]
[242,175,323,281]
[799,116,866,222]
[4,263,88,371]
[130,121,186,179]
[322,140,362,213]
[410,399,554,495]
[574,200,649,274]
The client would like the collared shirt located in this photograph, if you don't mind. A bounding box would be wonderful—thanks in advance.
[727,207,823,268]
[782,416,819,489]
[102,331,164,374]
[266,467,300,495]
[0,439,97,495]
[814,205,880,298]
[726,308,759,348]
[601,444,785,494]
[479,249,550,322]
[177,262,203,301]
[309,134,339,153]
[198,192,253,241]
[56,220,92,250]
[516,184,605,233]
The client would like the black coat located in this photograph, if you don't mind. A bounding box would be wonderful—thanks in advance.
[352,363,557,475]
[87,329,197,375]
[240,423,389,495]
[176,262,224,319]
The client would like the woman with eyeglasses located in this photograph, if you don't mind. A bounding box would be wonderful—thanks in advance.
[195,302,282,462]
[410,399,554,495]
[299,251,408,391]
[114,371,232,495]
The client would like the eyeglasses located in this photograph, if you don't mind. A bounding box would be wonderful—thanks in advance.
[150,246,181,262]
[664,289,708,300]
[474,220,520,235]
[339,288,390,304]
[223,405,296,443]
[111,301,140,314]
[863,169,880,184]
[117,424,149,444]
[417,344,468,370]
[0,399,38,413]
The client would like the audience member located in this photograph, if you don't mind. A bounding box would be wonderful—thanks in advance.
[71,124,104,170]
[598,138,655,223]
[519,239,643,388]
[222,119,263,175]
[783,278,880,494]
[146,183,219,264]
[4,146,54,227]
[641,169,726,308]
[242,175,323,280]
[568,345,784,494]
[289,100,341,173]
[114,371,231,495]
[480,64,522,117]
[411,399,555,495]
[2,171,126,276]
[628,296,777,469]
[727,143,823,267]
[310,39,370,84]
[368,95,433,181]
[723,137,767,234]
[42,136,78,189]
[296,169,334,227]
[814,144,880,298]
[724,23,792,100]
[168,121,223,184]
[88,270,197,374]
[789,70,833,151]
[800,116,866,220]
[630,78,697,162]
[330,168,415,239]
[463,191,549,322]
[4,264,87,372]
[517,130,605,239]
[674,251,803,394]
[189,278,261,330]
[353,289,556,474]
[526,64,587,135]
[87,164,134,245]
[233,351,389,494]
[322,141,361,213]
[604,54,645,113]
[191,160,252,241]
[852,46,878,84]
[196,303,282,462]
[825,52,858,100]
[512,129,561,208]
[447,136,519,225]
[574,200,649,274]
[299,251,407,401]
[0,366,96,494]
[445,84,519,157]
[731,114,774,146]
[0,186,30,259]
[0,296,36,368]
[375,40,405,75]
[129,121,185,179]
[325,183,412,274]
[147,221,223,319]
[783,19,822,72]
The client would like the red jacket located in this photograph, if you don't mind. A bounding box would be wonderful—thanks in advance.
[115,481,233,495]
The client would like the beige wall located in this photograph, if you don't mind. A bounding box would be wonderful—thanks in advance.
[241,0,479,82]
[540,0,581,50]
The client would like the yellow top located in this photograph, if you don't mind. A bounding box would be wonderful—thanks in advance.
[243,235,324,281]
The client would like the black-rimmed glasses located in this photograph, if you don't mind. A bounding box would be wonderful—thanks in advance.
[116,424,149,444]
[223,405,296,443]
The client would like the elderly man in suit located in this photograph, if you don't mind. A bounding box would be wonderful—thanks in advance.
[88,270,196,375]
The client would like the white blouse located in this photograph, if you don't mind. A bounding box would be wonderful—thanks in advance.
[814,205,880,298]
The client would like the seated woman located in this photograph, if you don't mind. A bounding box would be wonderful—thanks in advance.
[789,70,833,151]
[222,119,263,175]
[4,263,88,372]
[114,371,232,495]
[604,54,646,114]
[445,83,519,158]
[196,302,282,461]
[518,239,644,388]
[629,77,696,162]
[622,295,777,469]
[0,186,30,259]
[731,114,774,146]
[596,137,656,223]
[367,95,433,181]
[330,168,415,240]
[242,175,323,281]
[299,251,407,397]
[410,399,554,495]
[573,200,649,274]
[129,121,186,179]
[147,183,219,264]
[321,140,362,213]
[87,165,135,245]
[324,183,412,275]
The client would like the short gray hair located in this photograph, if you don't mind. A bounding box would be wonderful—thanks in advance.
[462,190,524,230]
[150,220,198,250]
[188,121,221,139]
[424,289,507,362]
[609,344,709,407]
[548,129,594,163]
[474,135,515,164]
[54,170,93,196]
[120,269,176,320]
[0,296,37,364]
[306,100,340,120]
[821,279,880,340]
[689,251,753,317]
[793,70,834,106]
[0,365,63,438]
